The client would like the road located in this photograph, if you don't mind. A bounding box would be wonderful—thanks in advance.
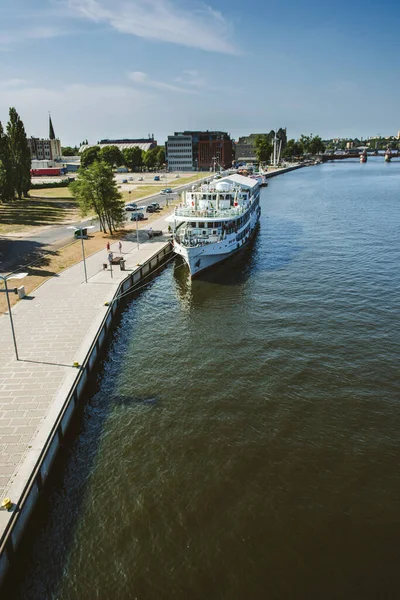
[0,178,206,273]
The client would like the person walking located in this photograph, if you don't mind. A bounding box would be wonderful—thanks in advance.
[118,241,122,254]
[106,241,110,251]
[148,227,153,239]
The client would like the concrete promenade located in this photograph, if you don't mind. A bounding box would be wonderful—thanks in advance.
[0,212,172,541]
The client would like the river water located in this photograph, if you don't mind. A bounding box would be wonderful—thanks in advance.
[5,159,400,599]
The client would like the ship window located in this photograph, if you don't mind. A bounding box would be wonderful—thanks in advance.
[213,230,217,235]
[199,222,204,228]
[191,222,196,227]
[207,222,213,228]
[202,230,207,235]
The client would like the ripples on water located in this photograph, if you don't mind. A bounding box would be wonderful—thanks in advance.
[5,159,400,599]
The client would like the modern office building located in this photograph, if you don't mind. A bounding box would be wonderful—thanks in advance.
[165,134,193,171]
[166,130,234,171]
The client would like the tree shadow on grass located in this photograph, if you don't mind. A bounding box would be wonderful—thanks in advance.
[0,238,56,273]
[0,197,78,228]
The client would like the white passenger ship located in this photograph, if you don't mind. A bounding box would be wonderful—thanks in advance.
[171,174,261,276]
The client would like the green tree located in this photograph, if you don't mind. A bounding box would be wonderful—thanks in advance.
[282,139,303,160]
[156,147,165,167]
[99,145,123,167]
[299,134,325,155]
[254,135,273,163]
[62,146,78,156]
[143,147,158,170]
[122,146,143,171]
[80,145,100,169]
[7,107,31,199]
[70,161,125,234]
[0,121,14,202]
[309,136,325,155]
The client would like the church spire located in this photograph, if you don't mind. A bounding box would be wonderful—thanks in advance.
[49,113,55,140]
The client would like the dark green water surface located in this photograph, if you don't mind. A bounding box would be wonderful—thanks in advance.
[6,160,400,599]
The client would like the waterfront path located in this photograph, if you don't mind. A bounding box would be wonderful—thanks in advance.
[0,211,172,540]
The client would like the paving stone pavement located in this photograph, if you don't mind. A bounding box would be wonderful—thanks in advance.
[0,213,172,537]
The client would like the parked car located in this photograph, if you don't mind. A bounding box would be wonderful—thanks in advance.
[122,179,128,183]
[137,177,144,181]
[125,203,139,211]
[146,203,161,213]
[128,176,133,181]
[164,188,173,194]
[174,174,180,178]
[154,175,160,181]
[130,212,145,221]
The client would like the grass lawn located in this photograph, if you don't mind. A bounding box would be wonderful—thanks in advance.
[170,173,205,186]
[120,185,165,202]
[30,187,73,199]
[0,191,80,235]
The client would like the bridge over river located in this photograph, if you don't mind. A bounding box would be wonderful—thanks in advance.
[321,152,400,162]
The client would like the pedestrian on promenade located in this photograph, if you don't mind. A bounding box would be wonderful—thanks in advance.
[149,227,153,239]
[106,241,110,251]
[108,251,113,264]
[118,241,122,254]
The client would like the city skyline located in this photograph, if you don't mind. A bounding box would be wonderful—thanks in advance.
[1,0,399,145]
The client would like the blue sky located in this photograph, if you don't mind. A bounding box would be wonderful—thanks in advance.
[1,0,399,145]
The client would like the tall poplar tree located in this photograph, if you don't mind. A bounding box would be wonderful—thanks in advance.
[0,121,14,202]
[7,107,31,199]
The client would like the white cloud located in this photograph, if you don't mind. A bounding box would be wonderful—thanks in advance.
[128,70,200,94]
[66,0,238,54]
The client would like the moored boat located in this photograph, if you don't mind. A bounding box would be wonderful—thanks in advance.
[171,174,261,277]
[360,150,367,163]
[384,148,392,162]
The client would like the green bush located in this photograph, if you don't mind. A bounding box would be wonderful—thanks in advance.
[30,179,72,189]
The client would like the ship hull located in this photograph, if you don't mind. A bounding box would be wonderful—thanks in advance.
[174,210,260,277]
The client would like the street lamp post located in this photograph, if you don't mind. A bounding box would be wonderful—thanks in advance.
[0,272,28,361]
[129,191,139,250]
[67,226,95,283]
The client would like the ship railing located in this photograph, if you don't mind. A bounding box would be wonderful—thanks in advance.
[174,206,246,219]
[175,234,224,248]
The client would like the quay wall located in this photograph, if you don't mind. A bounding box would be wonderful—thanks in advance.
[265,164,305,178]
[0,243,172,586]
